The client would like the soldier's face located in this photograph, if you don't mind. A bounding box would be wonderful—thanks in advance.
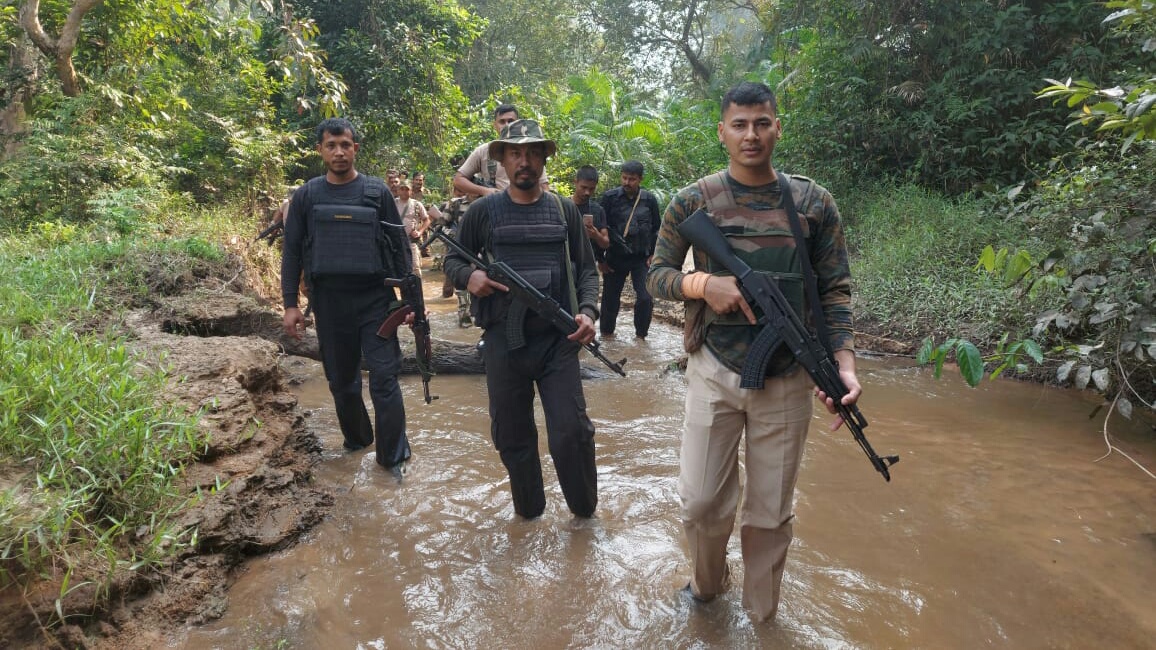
[573,179,598,204]
[494,110,519,134]
[317,129,359,177]
[413,175,424,191]
[620,172,641,197]
[718,101,780,171]
[502,143,546,191]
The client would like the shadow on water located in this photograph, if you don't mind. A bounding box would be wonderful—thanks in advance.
[176,273,1156,649]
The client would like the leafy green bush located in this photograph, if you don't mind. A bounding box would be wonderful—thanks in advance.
[0,99,163,229]
[994,142,1156,414]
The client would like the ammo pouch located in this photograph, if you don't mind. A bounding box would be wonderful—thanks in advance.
[306,204,386,278]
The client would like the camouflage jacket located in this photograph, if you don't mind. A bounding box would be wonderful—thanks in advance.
[645,171,854,368]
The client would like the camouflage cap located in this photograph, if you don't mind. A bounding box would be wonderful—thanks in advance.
[488,119,557,160]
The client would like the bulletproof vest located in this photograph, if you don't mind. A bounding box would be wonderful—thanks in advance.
[694,171,812,376]
[606,187,653,256]
[473,194,570,346]
[304,176,393,280]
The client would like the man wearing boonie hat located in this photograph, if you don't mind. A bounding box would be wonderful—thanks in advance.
[443,119,602,519]
[452,104,548,198]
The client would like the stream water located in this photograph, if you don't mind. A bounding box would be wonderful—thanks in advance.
[174,274,1156,649]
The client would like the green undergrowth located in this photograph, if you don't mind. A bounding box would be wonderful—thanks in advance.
[845,182,1044,349]
[0,217,227,622]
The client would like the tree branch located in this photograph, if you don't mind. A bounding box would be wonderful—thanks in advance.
[19,0,56,56]
[19,0,104,96]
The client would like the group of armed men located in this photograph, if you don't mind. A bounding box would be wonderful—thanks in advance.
[275,81,862,623]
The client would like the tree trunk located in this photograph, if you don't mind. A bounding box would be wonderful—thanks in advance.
[0,34,38,157]
[19,0,104,98]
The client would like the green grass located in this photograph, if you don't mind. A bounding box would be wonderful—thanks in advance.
[0,222,217,612]
[843,182,1043,345]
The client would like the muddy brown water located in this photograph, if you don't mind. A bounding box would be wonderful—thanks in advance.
[174,279,1156,649]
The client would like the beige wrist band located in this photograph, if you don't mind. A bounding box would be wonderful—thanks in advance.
[681,272,712,300]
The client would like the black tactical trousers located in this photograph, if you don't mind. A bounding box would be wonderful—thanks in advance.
[599,254,653,338]
[310,278,411,467]
[480,320,598,518]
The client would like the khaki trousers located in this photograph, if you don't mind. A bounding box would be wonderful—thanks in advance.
[680,349,812,621]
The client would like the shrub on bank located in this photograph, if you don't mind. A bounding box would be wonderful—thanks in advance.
[0,226,216,621]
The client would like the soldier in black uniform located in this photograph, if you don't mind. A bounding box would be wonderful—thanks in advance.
[442,120,601,519]
[598,160,662,339]
[281,118,413,471]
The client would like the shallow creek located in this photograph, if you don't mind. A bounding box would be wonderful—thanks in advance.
[175,278,1156,649]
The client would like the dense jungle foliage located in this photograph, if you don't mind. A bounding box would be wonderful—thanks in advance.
[0,0,1153,631]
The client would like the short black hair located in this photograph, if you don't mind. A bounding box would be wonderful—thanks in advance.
[721,82,778,115]
[315,117,359,144]
[575,165,599,183]
[621,160,644,177]
[495,103,519,119]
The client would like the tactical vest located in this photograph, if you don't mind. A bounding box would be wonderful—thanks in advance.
[304,175,394,280]
[692,172,815,376]
[473,194,571,347]
[606,188,653,257]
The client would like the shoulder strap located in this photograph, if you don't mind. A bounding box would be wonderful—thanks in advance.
[697,171,736,213]
[621,191,643,236]
[552,193,580,314]
[776,170,833,358]
[362,176,385,210]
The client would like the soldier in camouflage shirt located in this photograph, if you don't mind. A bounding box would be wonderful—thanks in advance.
[645,81,861,622]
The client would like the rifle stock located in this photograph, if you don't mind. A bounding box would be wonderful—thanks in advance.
[255,220,283,245]
[677,209,898,481]
[379,273,438,404]
[434,229,627,377]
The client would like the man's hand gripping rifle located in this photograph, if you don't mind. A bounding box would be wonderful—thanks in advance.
[377,274,438,404]
[677,209,898,481]
[432,229,628,377]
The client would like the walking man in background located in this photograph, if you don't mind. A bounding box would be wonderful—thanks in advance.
[453,104,547,198]
[396,179,430,276]
[281,117,413,472]
[646,81,859,620]
[443,119,601,519]
[599,160,661,339]
[573,165,609,253]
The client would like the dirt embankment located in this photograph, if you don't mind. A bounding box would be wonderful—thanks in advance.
[2,250,337,648]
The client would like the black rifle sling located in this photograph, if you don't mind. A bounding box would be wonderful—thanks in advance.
[777,171,834,360]
[735,171,833,387]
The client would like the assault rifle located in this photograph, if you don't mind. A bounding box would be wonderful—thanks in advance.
[418,224,446,253]
[607,228,633,257]
[677,209,899,481]
[255,220,283,245]
[378,273,438,404]
[432,228,627,377]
